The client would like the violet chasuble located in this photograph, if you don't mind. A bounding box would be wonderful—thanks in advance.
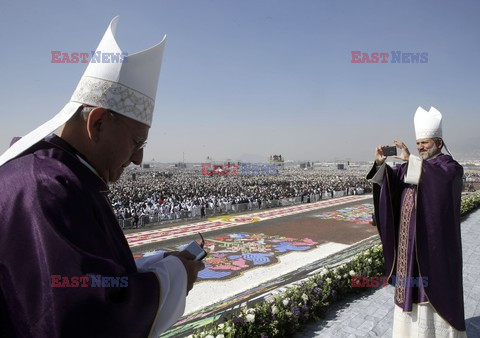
[0,135,186,337]
[367,153,466,337]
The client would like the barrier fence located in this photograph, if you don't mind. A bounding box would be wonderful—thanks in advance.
[118,188,366,229]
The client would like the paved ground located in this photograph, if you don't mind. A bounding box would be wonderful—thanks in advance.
[296,208,480,338]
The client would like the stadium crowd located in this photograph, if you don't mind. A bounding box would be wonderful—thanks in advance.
[464,171,480,192]
[109,167,372,227]
[465,171,480,182]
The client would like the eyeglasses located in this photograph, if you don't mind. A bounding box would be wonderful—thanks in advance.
[132,139,148,151]
[108,111,147,151]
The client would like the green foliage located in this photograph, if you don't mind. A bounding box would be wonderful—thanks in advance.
[460,192,480,216]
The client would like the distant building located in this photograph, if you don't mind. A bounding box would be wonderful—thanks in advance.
[270,154,284,167]
[300,162,313,170]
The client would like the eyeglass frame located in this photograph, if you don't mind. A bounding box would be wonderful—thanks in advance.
[107,110,148,151]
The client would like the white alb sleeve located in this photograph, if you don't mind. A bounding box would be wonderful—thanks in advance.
[369,163,387,185]
[135,251,166,272]
[145,255,187,337]
[404,155,422,185]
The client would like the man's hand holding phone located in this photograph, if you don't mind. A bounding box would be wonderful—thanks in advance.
[375,141,411,165]
[173,233,207,294]
[183,233,207,261]
[392,140,411,161]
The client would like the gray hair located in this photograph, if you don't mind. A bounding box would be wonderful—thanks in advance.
[71,106,95,122]
[72,106,122,123]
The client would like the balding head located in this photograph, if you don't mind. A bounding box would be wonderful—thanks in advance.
[61,106,149,182]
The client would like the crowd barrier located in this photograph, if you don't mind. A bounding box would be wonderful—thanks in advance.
[118,188,366,229]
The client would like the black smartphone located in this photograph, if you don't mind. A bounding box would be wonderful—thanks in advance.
[381,146,397,157]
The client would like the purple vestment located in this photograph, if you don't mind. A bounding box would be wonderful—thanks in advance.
[0,136,159,337]
[367,154,465,331]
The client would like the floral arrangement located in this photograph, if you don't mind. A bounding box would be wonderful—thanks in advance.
[189,244,385,338]
[189,193,480,338]
[460,192,480,216]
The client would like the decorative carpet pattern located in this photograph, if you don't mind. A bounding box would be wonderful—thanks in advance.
[126,195,370,247]
[135,233,319,281]
[161,236,381,338]
[314,203,375,224]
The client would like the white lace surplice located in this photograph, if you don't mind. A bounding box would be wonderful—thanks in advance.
[393,304,467,338]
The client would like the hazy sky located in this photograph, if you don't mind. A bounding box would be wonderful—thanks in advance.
[1,0,479,163]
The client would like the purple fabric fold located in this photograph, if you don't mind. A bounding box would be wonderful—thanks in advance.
[0,135,160,337]
[367,154,465,331]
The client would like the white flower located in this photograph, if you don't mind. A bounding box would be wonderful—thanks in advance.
[217,323,225,330]
[266,295,275,304]
[282,298,290,306]
[205,335,214,338]
[246,313,255,323]
[326,278,332,284]
[286,311,293,317]
[349,270,356,276]
[200,333,206,338]
[186,335,194,338]
[301,293,308,302]
[368,258,372,263]
[343,273,348,279]
[216,335,225,338]
[320,268,328,276]
[272,305,279,314]
[225,326,232,333]
[246,308,256,314]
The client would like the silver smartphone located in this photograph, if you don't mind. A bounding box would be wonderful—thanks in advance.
[184,233,207,261]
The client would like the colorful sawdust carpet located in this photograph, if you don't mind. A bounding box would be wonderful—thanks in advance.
[125,195,371,247]
[134,233,318,281]
[314,203,374,224]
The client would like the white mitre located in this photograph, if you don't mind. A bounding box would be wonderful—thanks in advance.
[414,106,443,140]
[0,16,166,167]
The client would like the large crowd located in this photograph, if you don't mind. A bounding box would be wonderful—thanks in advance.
[109,166,372,224]
[465,171,480,182]
[464,171,480,192]
[109,166,480,226]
